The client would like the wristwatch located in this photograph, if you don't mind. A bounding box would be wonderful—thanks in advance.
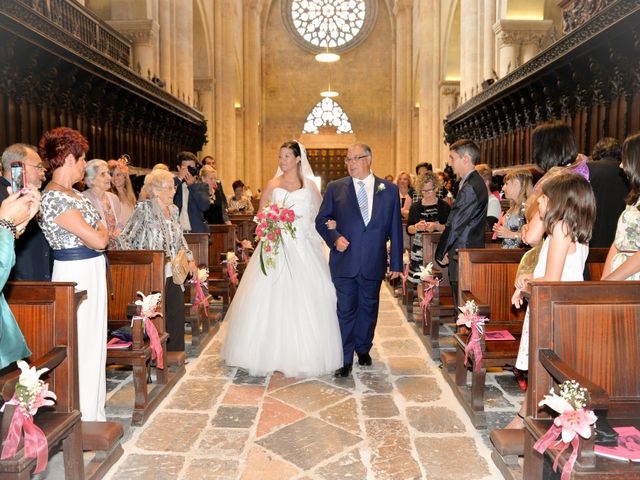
[0,217,17,238]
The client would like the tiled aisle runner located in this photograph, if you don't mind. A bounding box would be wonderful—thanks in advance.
[105,285,504,480]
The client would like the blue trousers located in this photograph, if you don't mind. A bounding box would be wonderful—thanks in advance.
[333,274,382,365]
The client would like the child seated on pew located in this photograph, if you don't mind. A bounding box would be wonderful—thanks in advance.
[506,173,595,429]
[602,133,640,280]
[492,169,532,248]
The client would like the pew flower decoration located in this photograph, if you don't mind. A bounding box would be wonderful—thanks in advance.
[223,251,239,286]
[401,250,411,295]
[133,291,163,369]
[414,263,440,316]
[533,380,597,480]
[0,361,57,473]
[254,201,296,275]
[455,300,489,371]
[240,239,253,262]
[189,267,211,319]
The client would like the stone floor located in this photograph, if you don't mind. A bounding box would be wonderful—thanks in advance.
[96,284,520,480]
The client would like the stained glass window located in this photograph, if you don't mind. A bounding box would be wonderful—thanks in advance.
[303,98,353,134]
[290,0,366,48]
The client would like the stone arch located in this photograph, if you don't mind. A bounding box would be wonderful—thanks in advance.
[442,0,461,82]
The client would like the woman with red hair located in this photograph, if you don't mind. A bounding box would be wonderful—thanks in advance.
[38,127,109,422]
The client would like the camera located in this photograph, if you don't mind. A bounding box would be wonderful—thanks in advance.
[10,162,24,192]
[187,165,199,177]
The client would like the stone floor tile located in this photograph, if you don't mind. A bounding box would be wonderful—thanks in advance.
[387,356,431,376]
[377,315,404,326]
[182,458,239,479]
[365,419,422,480]
[357,371,394,394]
[495,371,527,395]
[136,412,209,452]
[255,397,306,438]
[456,381,516,409]
[106,365,133,380]
[414,436,491,479]
[166,378,227,410]
[395,376,442,402]
[379,338,421,356]
[317,449,368,479]
[239,447,300,480]
[111,454,185,479]
[256,418,361,470]
[211,405,259,428]
[269,380,350,413]
[221,384,265,406]
[191,357,234,378]
[233,368,268,385]
[197,427,251,457]
[267,371,300,392]
[107,381,162,417]
[406,406,466,433]
[377,325,410,338]
[318,398,360,434]
[361,394,399,418]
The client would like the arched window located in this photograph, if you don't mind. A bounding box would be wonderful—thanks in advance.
[303,98,353,134]
[282,0,378,53]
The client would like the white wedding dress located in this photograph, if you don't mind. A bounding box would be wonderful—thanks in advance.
[222,187,343,377]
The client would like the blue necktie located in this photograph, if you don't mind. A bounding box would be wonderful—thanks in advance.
[357,181,369,225]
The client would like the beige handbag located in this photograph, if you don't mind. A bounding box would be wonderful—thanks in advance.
[171,248,190,285]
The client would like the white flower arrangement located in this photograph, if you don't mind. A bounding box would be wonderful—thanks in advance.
[413,262,434,280]
[196,267,209,283]
[134,291,162,318]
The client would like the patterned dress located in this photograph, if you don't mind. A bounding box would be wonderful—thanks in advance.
[501,205,526,249]
[610,202,640,280]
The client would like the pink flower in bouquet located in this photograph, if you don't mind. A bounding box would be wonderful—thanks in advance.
[267,233,275,241]
[265,245,271,252]
[538,385,597,443]
[275,228,281,235]
[253,201,297,275]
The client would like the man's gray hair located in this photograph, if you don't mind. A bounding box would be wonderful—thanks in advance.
[1,143,37,172]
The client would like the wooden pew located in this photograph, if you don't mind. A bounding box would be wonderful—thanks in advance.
[0,282,122,479]
[229,213,256,245]
[522,281,640,479]
[445,247,608,428]
[106,250,184,426]
[183,233,219,355]
[208,224,236,311]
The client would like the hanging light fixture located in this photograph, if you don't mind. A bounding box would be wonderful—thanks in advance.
[315,49,340,63]
[320,71,339,98]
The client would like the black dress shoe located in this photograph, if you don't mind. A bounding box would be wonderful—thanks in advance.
[334,364,352,377]
[357,352,372,366]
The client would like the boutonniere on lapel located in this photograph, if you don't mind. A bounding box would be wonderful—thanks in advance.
[376,183,386,195]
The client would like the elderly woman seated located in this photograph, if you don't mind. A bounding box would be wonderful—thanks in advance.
[119,169,197,353]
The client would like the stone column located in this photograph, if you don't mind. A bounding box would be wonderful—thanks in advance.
[174,0,193,103]
[107,19,159,78]
[460,0,480,101]
[482,0,497,82]
[158,0,172,89]
[394,0,413,173]
[493,19,553,77]
[195,78,214,157]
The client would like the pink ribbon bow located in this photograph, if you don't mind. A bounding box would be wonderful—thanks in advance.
[1,400,50,473]
[226,263,238,286]
[456,312,487,371]
[420,275,440,327]
[132,315,163,369]
[191,280,209,320]
[402,263,410,295]
[533,424,580,480]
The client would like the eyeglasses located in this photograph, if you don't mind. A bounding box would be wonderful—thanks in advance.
[422,188,435,193]
[25,163,46,170]
[344,154,370,164]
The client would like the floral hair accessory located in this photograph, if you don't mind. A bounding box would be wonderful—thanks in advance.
[254,201,296,275]
[0,360,57,473]
[116,154,131,175]
[533,380,597,480]
[376,183,386,194]
[133,291,163,368]
[455,300,489,371]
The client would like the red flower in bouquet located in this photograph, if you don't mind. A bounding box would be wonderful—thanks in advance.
[254,201,296,275]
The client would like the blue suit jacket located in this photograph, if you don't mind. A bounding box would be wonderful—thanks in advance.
[173,178,210,233]
[316,176,403,280]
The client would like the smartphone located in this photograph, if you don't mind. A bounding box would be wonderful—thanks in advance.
[10,162,25,193]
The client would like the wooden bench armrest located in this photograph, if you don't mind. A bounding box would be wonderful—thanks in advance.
[0,346,67,400]
[460,290,490,316]
[539,349,610,410]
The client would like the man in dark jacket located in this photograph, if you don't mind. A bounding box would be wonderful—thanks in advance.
[173,151,210,233]
[587,137,629,248]
[435,139,488,310]
[0,143,52,281]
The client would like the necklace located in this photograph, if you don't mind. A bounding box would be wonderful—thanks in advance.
[49,181,73,192]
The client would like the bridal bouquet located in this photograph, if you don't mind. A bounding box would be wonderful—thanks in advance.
[254,202,296,275]
[1,361,57,473]
[533,380,597,480]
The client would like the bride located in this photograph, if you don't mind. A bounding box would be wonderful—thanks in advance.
[222,140,343,377]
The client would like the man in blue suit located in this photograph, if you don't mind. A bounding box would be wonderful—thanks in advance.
[173,151,210,233]
[316,143,403,377]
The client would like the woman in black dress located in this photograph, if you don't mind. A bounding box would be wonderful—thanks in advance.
[406,172,450,299]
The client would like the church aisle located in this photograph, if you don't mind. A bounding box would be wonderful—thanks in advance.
[105,285,502,479]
